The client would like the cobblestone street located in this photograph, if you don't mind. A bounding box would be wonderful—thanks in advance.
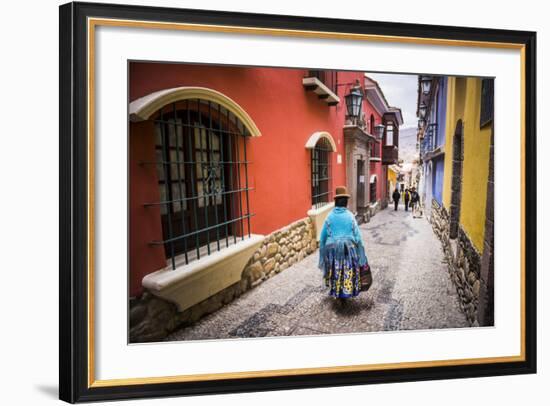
[167,205,468,341]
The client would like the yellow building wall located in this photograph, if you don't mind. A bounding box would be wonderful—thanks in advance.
[388,167,398,190]
[442,78,457,209]
[441,77,491,253]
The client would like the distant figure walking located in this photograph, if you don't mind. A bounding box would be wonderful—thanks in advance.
[404,188,411,211]
[392,188,401,211]
[410,187,420,218]
[319,186,369,300]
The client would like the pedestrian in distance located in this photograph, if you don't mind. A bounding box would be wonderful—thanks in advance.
[410,187,420,218]
[392,188,401,211]
[318,186,372,301]
[404,188,410,211]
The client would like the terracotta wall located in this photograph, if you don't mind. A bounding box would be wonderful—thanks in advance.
[129,120,167,296]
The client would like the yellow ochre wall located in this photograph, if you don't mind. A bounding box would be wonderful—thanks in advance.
[442,77,492,253]
[388,167,398,191]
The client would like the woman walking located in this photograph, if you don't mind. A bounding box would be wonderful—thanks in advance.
[404,188,410,211]
[392,188,401,211]
[410,187,420,218]
[318,186,369,299]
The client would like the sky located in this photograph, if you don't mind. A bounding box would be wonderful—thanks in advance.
[366,72,419,130]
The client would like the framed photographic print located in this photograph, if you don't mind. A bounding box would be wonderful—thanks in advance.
[59,1,537,403]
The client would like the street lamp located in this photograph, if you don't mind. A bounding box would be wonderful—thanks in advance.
[345,81,364,120]
[419,102,427,118]
[420,75,432,95]
[374,124,385,140]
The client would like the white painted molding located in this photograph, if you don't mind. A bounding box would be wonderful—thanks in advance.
[301,76,340,105]
[142,234,265,311]
[129,86,262,137]
[305,131,338,152]
[307,202,334,241]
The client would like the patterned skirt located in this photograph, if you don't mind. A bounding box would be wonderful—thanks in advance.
[322,241,362,298]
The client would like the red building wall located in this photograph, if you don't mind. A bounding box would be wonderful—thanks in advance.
[364,103,384,203]
[129,120,167,296]
[129,63,370,296]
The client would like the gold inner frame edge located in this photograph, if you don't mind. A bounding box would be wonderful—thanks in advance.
[86,17,527,388]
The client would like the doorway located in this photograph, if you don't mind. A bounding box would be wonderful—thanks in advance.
[449,120,464,239]
[356,159,365,210]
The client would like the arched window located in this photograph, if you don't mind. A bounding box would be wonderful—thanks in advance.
[449,120,464,239]
[311,137,333,208]
[370,175,377,203]
[370,114,375,135]
[152,99,253,269]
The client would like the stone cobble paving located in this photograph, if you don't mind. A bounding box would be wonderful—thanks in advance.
[166,205,468,341]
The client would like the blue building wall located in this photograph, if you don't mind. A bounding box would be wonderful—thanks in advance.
[432,155,445,204]
[424,161,433,216]
[436,77,447,147]
[421,77,447,210]
[430,77,447,206]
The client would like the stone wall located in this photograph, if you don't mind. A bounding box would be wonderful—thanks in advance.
[242,217,317,288]
[430,199,450,243]
[356,205,371,224]
[130,217,317,342]
[430,199,482,326]
[367,201,380,219]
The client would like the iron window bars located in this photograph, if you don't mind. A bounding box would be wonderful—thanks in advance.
[420,123,438,157]
[370,177,377,204]
[420,136,427,158]
[425,123,438,154]
[144,99,254,270]
[311,137,333,209]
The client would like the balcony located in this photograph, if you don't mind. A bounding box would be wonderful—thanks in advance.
[302,70,340,106]
[382,145,399,165]
[420,123,443,160]
[418,138,426,159]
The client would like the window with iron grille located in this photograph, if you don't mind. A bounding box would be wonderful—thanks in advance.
[427,123,438,152]
[370,178,377,203]
[480,78,494,127]
[369,114,375,135]
[311,138,332,208]
[148,100,253,270]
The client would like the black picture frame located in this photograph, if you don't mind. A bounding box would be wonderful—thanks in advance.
[59,1,537,403]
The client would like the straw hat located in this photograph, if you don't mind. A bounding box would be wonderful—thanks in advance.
[334,186,351,199]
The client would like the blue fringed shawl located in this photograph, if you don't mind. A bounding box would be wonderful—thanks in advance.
[318,207,367,273]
